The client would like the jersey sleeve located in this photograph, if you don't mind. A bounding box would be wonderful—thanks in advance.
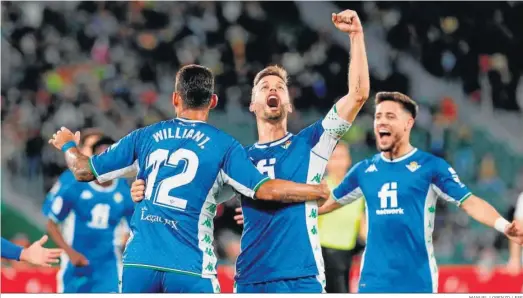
[220,139,270,199]
[1,237,23,261]
[332,161,364,205]
[299,105,353,145]
[89,129,141,183]
[42,171,74,216]
[514,193,523,220]
[46,183,76,223]
[431,158,472,206]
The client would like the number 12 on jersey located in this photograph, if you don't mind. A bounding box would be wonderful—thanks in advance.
[145,148,199,211]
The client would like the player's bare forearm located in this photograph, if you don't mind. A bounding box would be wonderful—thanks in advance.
[335,32,370,123]
[255,180,329,203]
[65,147,95,182]
[460,195,503,228]
[46,220,76,255]
[318,198,343,215]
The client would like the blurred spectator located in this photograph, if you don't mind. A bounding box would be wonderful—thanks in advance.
[452,126,476,184]
[477,154,507,195]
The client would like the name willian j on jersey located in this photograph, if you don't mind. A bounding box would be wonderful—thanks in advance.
[152,128,210,149]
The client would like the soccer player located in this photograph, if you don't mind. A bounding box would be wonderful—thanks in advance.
[131,9,368,293]
[48,64,331,293]
[41,128,103,216]
[319,91,523,293]
[1,235,62,267]
[45,137,135,293]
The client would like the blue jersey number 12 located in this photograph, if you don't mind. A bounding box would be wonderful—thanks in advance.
[145,148,199,211]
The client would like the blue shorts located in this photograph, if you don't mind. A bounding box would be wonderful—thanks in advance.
[235,276,324,293]
[122,266,220,293]
[58,261,120,293]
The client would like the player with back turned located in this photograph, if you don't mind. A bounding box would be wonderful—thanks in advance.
[47,64,331,293]
[130,9,369,293]
[319,91,523,293]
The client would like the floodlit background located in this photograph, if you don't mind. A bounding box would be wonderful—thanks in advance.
[1,1,523,293]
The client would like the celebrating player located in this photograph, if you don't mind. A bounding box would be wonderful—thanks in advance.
[131,9,369,293]
[44,137,135,293]
[48,64,331,293]
[1,235,62,267]
[319,91,523,293]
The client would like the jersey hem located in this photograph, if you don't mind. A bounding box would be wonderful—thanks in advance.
[88,157,100,179]
[123,263,215,278]
[252,177,270,195]
[234,267,319,285]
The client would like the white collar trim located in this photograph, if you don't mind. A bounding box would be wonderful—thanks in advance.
[380,148,418,163]
[254,133,293,149]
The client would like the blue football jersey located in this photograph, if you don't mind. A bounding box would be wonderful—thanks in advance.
[42,170,76,216]
[235,106,352,285]
[332,148,471,293]
[88,118,270,277]
[45,178,135,263]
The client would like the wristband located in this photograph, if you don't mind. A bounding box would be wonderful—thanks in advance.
[494,217,510,233]
[61,141,77,153]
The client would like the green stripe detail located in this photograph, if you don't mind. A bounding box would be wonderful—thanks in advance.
[123,263,204,277]
[333,104,338,114]
[253,177,270,193]
[458,192,472,205]
[88,157,99,179]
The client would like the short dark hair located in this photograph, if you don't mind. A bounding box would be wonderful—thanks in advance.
[175,64,215,109]
[253,65,289,87]
[91,136,115,153]
[375,91,418,119]
[79,128,103,147]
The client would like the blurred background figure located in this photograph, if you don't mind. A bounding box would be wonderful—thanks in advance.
[319,142,366,293]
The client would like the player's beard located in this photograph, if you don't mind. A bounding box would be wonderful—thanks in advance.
[376,132,401,153]
[262,104,288,122]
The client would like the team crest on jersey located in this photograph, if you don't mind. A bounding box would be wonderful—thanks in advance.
[113,192,123,203]
[281,140,292,149]
[80,190,93,200]
[406,161,421,172]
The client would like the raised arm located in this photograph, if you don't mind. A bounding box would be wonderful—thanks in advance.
[49,127,94,181]
[331,10,370,123]
[49,127,139,183]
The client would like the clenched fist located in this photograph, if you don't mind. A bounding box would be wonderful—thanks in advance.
[332,10,363,35]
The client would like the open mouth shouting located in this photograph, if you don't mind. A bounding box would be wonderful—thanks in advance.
[377,128,392,141]
[266,94,280,110]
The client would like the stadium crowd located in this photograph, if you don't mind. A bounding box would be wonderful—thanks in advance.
[1,1,522,267]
